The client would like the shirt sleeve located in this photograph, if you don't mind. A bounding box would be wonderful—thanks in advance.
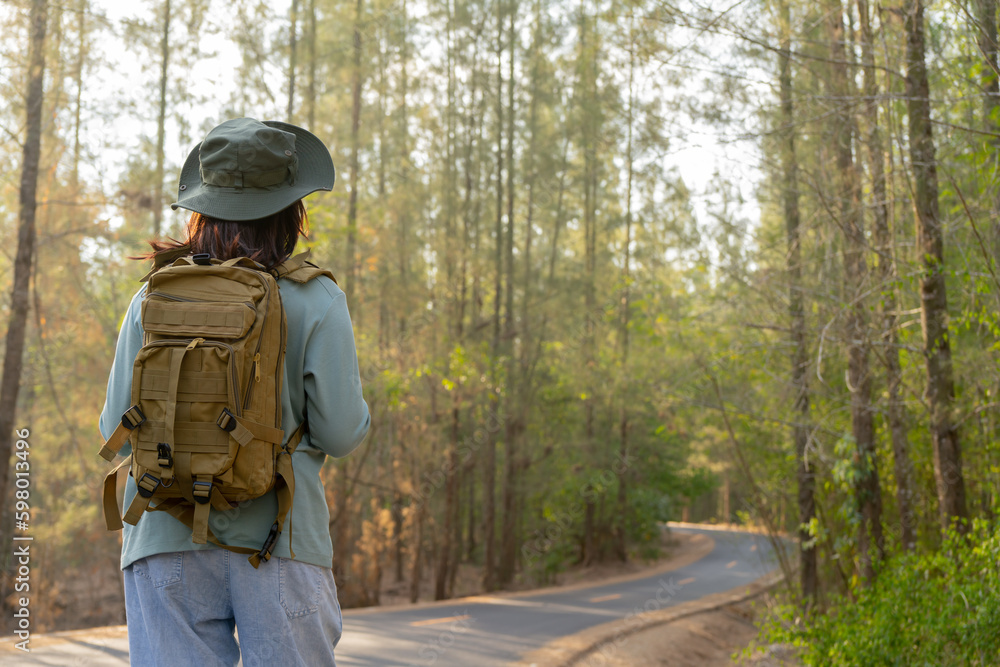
[302,291,371,458]
[98,288,145,456]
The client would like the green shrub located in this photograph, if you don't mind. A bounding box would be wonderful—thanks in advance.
[759,519,1000,666]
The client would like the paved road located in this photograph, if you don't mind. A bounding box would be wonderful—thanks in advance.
[4,526,780,666]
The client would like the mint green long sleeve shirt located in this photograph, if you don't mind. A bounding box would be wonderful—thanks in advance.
[99,273,370,570]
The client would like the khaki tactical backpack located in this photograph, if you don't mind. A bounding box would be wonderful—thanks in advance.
[99,250,334,568]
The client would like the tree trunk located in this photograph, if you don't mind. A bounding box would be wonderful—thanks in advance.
[616,9,636,565]
[579,0,599,568]
[978,0,999,122]
[499,0,519,588]
[332,461,351,582]
[858,0,917,552]
[287,0,298,122]
[976,0,1000,247]
[777,0,816,604]
[346,0,363,306]
[153,0,171,237]
[434,409,459,600]
[409,489,425,603]
[306,0,316,128]
[904,0,969,532]
[0,0,47,535]
[828,0,883,583]
[435,0,459,602]
[393,488,405,583]
[483,0,505,593]
[72,0,87,187]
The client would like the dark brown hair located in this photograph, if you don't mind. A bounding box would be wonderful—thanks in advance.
[139,201,308,271]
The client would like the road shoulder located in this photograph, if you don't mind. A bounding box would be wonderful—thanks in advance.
[512,568,784,667]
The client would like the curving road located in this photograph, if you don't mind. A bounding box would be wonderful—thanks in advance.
[3,525,780,666]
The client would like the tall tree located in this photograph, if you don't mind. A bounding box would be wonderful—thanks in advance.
[287,0,299,121]
[616,7,636,564]
[482,0,505,592]
[345,0,364,306]
[0,0,48,536]
[975,0,1000,244]
[499,0,519,588]
[306,0,316,128]
[579,0,600,567]
[152,0,171,238]
[858,0,916,551]
[777,0,816,603]
[904,0,969,531]
[826,0,882,582]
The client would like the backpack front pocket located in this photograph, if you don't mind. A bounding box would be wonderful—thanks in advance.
[132,339,242,480]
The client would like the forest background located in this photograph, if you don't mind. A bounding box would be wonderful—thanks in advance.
[1,0,999,660]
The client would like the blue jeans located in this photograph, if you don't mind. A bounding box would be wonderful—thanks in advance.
[123,549,342,666]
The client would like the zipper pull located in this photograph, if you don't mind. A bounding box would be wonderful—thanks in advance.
[254,353,261,382]
[186,338,205,350]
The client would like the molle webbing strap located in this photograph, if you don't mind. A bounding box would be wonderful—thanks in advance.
[143,303,253,338]
[138,424,230,449]
[102,458,131,531]
[163,346,188,453]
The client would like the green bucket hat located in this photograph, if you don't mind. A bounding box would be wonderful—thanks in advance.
[170,118,335,222]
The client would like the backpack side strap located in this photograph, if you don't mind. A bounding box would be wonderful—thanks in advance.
[99,405,146,462]
[102,458,131,531]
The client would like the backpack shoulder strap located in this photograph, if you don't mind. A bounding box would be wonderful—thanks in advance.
[273,250,338,285]
[140,244,193,282]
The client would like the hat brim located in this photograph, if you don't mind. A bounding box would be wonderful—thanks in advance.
[170,120,335,222]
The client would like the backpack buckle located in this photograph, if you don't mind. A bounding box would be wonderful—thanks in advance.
[136,473,160,498]
[217,409,237,432]
[192,253,212,266]
[121,405,146,430]
[192,481,213,504]
[258,522,281,563]
[156,443,173,468]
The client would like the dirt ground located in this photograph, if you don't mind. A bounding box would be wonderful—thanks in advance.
[579,598,801,667]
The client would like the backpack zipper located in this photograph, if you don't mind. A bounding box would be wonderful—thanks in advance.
[223,268,274,418]
[147,291,197,302]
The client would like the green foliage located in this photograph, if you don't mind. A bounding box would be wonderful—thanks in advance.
[759,519,1000,666]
